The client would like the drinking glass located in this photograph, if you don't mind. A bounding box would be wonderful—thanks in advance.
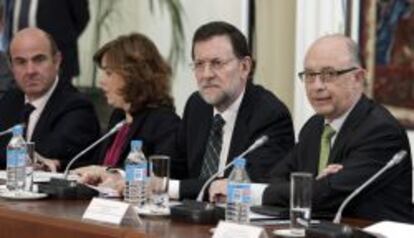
[290,172,313,236]
[149,155,170,215]
[25,142,35,192]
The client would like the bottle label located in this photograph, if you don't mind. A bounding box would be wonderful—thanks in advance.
[125,163,148,182]
[7,148,26,167]
[227,182,251,204]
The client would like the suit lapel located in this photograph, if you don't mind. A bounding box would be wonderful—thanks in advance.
[117,110,151,166]
[304,117,325,173]
[329,96,370,164]
[190,104,213,174]
[125,111,150,152]
[227,83,252,163]
[31,80,64,142]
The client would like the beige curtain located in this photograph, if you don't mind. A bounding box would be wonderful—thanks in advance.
[254,0,296,112]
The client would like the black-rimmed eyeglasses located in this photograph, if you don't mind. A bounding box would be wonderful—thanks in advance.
[298,67,358,84]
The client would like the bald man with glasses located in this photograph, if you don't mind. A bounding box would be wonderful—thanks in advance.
[210,34,413,223]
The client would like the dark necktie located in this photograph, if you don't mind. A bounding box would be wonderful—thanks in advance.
[18,0,32,29]
[199,114,225,179]
[21,103,35,139]
[3,0,15,47]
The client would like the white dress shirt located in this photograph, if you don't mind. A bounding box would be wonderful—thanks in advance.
[169,89,246,200]
[25,77,59,141]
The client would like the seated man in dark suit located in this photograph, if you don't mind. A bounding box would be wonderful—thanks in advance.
[0,27,100,170]
[210,34,413,222]
[170,21,295,199]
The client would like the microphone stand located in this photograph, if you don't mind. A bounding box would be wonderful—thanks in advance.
[171,135,268,224]
[306,150,407,238]
[38,120,126,199]
[196,135,268,202]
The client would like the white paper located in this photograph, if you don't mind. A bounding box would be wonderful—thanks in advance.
[82,198,130,225]
[249,211,277,220]
[84,184,120,198]
[364,221,414,238]
[0,170,78,182]
[213,221,268,238]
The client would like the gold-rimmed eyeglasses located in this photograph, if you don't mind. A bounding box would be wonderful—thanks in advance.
[190,58,237,73]
[298,67,358,84]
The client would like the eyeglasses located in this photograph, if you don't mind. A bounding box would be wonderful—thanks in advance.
[298,67,358,84]
[190,58,237,73]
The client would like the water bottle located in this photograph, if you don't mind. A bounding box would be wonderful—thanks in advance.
[6,125,27,192]
[124,140,148,207]
[226,157,251,224]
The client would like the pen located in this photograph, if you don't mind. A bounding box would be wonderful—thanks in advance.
[251,219,321,225]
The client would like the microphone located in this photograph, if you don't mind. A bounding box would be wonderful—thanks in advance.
[333,150,407,223]
[171,135,269,224]
[38,120,127,199]
[63,120,127,178]
[306,150,407,238]
[196,135,269,202]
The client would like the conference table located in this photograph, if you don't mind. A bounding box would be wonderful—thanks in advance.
[0,196,373,238]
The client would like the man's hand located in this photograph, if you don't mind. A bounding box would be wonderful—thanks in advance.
[73,166,125,196]
[316,164,343,180]
[99,172,125,195]
[208,179,228,203]
[72,165,107,185]
[34,153,61,172]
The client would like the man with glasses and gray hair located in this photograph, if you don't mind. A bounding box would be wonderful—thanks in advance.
[210,34,413,222]
[169,21,295,200]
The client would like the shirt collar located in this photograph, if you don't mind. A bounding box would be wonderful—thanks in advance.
[325,95,360,133]
[213,88,245,123]
[25,76,59,109]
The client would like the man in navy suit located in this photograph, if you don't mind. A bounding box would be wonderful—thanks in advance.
[210,34,413,223]
[0,27,99,170]
[170,21,295,199]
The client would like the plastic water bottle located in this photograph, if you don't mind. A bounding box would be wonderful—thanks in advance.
[6,125,27,192]
[226,157,251,224]
[124,140,148,207]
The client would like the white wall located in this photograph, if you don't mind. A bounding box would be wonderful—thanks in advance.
[293,0,348,136]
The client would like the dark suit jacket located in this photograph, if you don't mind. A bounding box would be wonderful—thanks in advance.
[172,82,295,199]
[95,107,180,167]
[25,0,89,81]
[0,79,100,169]
[263,95,414,223]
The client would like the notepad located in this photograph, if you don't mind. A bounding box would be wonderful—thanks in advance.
[364,221,414,238]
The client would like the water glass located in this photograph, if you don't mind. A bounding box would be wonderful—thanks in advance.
[290,172,313,236]
[25,142,35,192]
[149,155,170,215]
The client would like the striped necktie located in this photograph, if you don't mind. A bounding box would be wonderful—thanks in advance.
[199,114,225,179]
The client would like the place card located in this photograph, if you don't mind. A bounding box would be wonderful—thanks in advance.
[213,221,268,238]
[82,198,141,225]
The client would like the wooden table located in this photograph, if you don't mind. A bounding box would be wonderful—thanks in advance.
[0,198,371,238]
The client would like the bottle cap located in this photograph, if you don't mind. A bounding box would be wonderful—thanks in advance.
[130,140,143,151]
[12,124,24,136]
[234,157,246,168]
